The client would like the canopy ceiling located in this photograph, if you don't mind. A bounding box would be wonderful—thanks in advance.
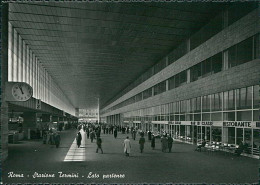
[8,2,230,109]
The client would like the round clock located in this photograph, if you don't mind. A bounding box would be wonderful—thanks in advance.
[11,82,33,101]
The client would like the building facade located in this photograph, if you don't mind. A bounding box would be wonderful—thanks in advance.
[100,4,260,158]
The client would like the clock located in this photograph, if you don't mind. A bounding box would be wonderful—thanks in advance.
[11,82,33,101]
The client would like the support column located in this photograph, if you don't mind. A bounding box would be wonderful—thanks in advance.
[1,3,9,161]
[23,112,37,139]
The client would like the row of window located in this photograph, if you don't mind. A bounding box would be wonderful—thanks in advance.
[103,34,259,114]
[103,3,258,107]
[121,85,259,122]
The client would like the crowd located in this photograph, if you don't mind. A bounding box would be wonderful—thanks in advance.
[75,123,176,157]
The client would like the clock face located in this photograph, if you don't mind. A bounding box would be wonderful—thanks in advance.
[12,83,33,101]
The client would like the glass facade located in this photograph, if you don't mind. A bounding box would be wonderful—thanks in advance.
[7,23,75,115]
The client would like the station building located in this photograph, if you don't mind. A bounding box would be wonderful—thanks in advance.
[100,3,260,158]
[1,2,259,162]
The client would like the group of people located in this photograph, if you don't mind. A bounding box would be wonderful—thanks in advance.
[42,128,61,148]
[75,123,177,157]
[123,132,174,156]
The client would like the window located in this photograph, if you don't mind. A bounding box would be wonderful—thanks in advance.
[168,76,175,90]
[236,87,252,109]
[237,111,252,121]
[201,58,212,77]
[202,95,210,112]
[228,37,253,68]
[212,92,222,111]
[211,53,222,73]
[143,87,152,100]
[154,81,166,96]
[179,70,187,86]
[253,85,260,108]
[190,63,202,82]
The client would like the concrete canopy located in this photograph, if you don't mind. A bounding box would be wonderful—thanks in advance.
[8,2,230,110]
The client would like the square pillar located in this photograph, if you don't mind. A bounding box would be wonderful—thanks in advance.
[23,112,37,139]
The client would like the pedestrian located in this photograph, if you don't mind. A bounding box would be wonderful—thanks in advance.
[161,135,168,152]
[148,131,152,140]
[123,136,131,156]
[54,132,61,148]
[167,135,173,152]
[132,129,136,140]
[90,130,95,143]
[151,134,155,150]
[139,135,145,153]
[87,128,90,139]
[76,131,82,148]
[114,128,118,139]
[96,137,103,154]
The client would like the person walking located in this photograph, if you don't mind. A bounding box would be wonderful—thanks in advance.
[123,136,131,156]
[96,137,103,154]
[114,128,118,139]
[86,128,90,139]
[139,135,145,153]
[161,135,168,152]
[151,134,155,150]
[90,130,95,143]
[76,131,82,148]
[132,129,136,140]
[167,135,174,152]
[54,132,61,148]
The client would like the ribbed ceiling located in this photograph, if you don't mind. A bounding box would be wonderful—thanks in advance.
[8,2,229,109]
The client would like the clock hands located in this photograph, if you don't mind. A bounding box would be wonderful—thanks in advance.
[18,85,24,94]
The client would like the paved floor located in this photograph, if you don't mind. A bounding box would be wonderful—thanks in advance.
[2,128,259,184]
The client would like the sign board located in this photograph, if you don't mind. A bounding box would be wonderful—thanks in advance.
[36,99,41,110]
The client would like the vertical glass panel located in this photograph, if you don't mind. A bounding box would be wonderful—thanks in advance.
[228,127,235,144]
[228,90,235,110]
[236,128,243,145]
[253,110,259,121]
[244,128,252,155]
[253,129,260,156]
[202,113,210,121]
[237,111,252,121]
[253,85,260,108]
[212,127,222,142]
[194,114,201,121]
[236,37,253,65]
[223,112,235,121]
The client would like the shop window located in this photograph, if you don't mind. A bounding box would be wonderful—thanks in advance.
[180,100,187,113]
[253,130,260,155]
[237,111,252,121]
[180,115,185,121]
[236,87,252,109]
[185,114,193,121]
[202,95,210,112]
[236,128,243,145]
[228,127,235,144]
[212,127,222,142]
[253,110,259,121]
[175,115,180,121]
[253,85,260,108]
[170,114,174,121]
[195,97,201,113]
[212,112,219,122]
[223,112,235,121]
[202,113,210,121]
[212,92,222,111]
[194,114,201,121]
[244,128,253,155]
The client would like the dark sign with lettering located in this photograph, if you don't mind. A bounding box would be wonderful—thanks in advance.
[223,121,251,127]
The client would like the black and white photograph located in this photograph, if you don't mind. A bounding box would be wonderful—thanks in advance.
[1,1,260,184]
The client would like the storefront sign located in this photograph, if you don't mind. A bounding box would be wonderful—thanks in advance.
[223,121,251,128]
